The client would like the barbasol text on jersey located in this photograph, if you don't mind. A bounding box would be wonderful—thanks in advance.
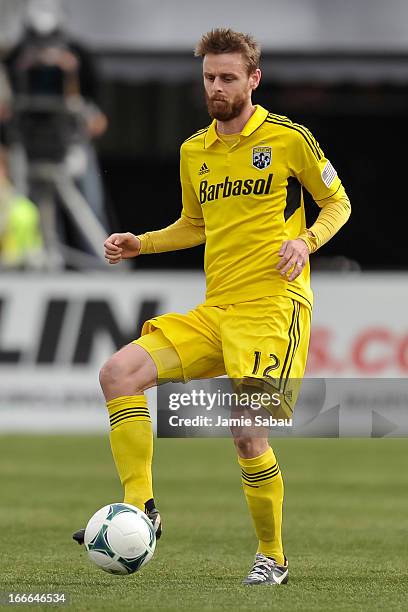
[199,173,273,204]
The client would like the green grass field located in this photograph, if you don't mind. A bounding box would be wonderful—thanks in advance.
[1,436,407,611]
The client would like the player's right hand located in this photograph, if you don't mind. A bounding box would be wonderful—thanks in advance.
[104,232,141,264]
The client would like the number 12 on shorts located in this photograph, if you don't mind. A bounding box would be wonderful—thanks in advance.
[251,351,280,378]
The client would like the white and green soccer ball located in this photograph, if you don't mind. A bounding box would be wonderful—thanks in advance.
[84,503,156,575]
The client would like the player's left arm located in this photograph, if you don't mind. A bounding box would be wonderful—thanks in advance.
[277,129,351,281]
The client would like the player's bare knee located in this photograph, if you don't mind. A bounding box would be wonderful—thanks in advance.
[99,346,156,396]
[99,355,125,393]
[232,435,254,457]
[233,435,268,458]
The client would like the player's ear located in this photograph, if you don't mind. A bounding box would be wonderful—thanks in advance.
[249,68,261,91]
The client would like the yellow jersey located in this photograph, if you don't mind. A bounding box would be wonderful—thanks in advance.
[180,105,346,310]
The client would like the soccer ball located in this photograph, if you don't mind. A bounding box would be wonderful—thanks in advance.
[84,503,156,575]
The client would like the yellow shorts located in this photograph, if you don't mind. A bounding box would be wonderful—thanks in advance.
[133,296,311,415]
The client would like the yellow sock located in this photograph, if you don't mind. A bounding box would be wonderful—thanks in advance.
[107,395,153,511]
[238,447,285,565]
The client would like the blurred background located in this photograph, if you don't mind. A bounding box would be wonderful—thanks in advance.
[1,0,407,431]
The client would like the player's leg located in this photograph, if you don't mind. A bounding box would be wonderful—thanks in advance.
[99,334,175,517]
[231,426,285,568]
[72,334,168,544]
[101,307,224,524]
[231,427,286,582]
[72,332,174,545]
[223,296,311,582]
[74,306,225,546]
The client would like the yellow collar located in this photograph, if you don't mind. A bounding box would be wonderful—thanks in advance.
[204,105,268,149]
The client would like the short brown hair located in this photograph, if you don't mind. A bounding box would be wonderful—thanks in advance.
[195,28,261,75]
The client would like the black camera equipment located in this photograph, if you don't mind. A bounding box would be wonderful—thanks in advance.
[10,39,107,269]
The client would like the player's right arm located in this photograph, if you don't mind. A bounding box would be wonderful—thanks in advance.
[104,232,141,264]
[104,142,205,264]
[104,214,206,264]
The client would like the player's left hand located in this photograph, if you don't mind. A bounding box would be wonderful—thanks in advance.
[276,238,310,281]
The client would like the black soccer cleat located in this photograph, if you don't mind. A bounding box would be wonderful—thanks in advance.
[242,553,289,585]
[72,528,85,545]
[72,507,162,545]
[147,507,162,540]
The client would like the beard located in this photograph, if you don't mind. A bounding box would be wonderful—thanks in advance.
[205,92,247,122]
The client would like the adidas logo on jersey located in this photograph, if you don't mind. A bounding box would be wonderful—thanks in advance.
[198,162,210,176]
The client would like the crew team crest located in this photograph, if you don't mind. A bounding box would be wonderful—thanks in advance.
[252,146,272,170]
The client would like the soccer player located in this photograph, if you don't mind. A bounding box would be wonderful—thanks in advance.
[73,28,351,585]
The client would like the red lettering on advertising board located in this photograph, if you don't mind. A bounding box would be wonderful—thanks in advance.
[352,328,393,374]
[396,335,408,371]
[307,328,339,373]
[308,326,408,374]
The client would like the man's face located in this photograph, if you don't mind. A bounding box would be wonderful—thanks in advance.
[203,52,260,122]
